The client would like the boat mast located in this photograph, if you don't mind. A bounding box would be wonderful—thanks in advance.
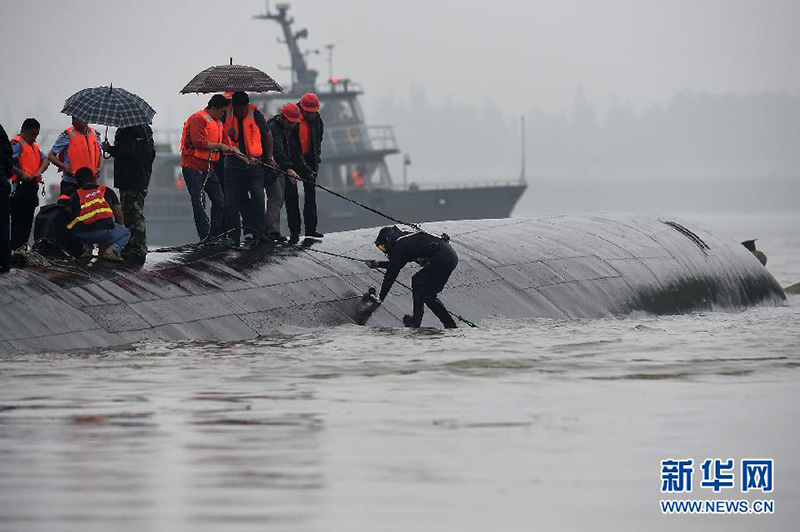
[254,2,318,93]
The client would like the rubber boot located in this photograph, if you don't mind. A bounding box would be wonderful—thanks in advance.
[403,298,425,328]
[425,297,458,329]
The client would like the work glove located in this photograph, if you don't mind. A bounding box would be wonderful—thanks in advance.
[362,286,382,305]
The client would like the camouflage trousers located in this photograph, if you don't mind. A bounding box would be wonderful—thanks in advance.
[119,190,147,257]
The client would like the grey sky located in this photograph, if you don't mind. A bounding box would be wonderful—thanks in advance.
[1,0,799,132]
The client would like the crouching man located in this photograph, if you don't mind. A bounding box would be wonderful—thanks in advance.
[67,167,130,262]
[366,226,458,328]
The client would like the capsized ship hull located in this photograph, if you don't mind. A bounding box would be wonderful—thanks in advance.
[0,214,785,354]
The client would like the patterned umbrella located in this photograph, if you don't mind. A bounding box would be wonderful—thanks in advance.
[180,63,283,94]
[61,85,156,127]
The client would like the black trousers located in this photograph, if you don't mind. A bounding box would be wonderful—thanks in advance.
[409,243,459,328]
[223,159,265,238]
[0,181,10,268]
[302,153,319,233]
[10,195,38,249]
[284,174,318,237]
[302,177,318,233]
[284,175,301,237]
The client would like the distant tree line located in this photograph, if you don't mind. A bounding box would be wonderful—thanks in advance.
[373,88,800,179]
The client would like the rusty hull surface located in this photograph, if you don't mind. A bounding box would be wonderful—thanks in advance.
[0,214,785,354]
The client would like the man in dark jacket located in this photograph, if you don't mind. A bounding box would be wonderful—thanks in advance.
[102,125,155,263]
[366,226,458,328]
[287,92,324,240]
[263,102,301,242]
[0,123,13,272]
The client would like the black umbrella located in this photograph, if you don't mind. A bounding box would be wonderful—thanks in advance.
[180,61,283,94]
[61,85,156,128]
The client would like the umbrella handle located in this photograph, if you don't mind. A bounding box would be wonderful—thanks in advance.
[102,125,112,160]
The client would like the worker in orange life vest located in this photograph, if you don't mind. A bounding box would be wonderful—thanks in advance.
[9,118,49,249]
[67,167,130,262]
[47,116,103,198]
[221,91,274,244]
[180,94,241,240]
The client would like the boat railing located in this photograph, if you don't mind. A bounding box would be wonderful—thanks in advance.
[342,179,526,192]
[323,125,398,157]
[150,126,400,158]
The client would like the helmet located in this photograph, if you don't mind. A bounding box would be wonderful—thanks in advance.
[280,102,302,123]
[375,226,403,253]
[298,92,320,112]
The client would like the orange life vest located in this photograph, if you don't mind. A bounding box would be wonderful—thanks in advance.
[224,104,263,157]
[64,127,101,175]
[351,169,365,187]
[181,109,223,163]
[67,185,114,230]
[299,116,311,155]
[10,135,42,184]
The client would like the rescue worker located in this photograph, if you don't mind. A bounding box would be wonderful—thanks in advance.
[102,125,155,263]
[9,119,49,250]
[0,123,12,273]
[263,102,301,242]
[287,92,324,240]
[67,167,130,262]
[222,92,274,244]
[47,116,103,197]
[180,94,241,241]
[366,226,458,328]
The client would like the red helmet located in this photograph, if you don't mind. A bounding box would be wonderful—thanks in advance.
[298,92,320,112]
[280,102,302,123]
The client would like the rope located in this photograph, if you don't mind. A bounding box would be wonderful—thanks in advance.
[276,240,478,328]
[198,152,214,227]
[13,246,92,280]
[239,153,449,238]
[375,270,478,329]
[170,150,472,326]
[180,147,450,241]
[152,228,239,253]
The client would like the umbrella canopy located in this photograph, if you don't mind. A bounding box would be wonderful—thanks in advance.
[61,85,156,128]
[180,64,283,94]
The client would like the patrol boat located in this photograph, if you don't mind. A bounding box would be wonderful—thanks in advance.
[105,3,527,246]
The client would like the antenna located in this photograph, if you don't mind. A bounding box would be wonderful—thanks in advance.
[324,42,337,81]
[254,2,318,92]
[324,41,344,81]
[520,115,527,183]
